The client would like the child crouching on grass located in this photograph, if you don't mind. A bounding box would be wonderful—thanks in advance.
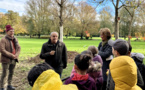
[65,54,97,90]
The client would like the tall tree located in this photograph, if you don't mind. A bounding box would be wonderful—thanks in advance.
[5,10,19,26]
[122,0,145,43]
[74,2,97,39]
[51,0,75,42]
[0,13,7,32]
[119,8,130,39]
[25,0,51,38]
[99,6,114,33]
[89,0,142,40]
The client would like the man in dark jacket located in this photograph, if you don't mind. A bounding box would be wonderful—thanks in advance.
[40,32,67,76]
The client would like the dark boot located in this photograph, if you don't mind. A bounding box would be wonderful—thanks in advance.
[0,88,5,90]
[7,85,15,90]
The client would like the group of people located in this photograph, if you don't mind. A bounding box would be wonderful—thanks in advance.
[0,25,145,90]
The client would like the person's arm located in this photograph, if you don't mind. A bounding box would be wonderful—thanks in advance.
[70,66,76,77]
[64,78,71,84]
[98,55,103,65]
[15,38,21,58]
[40,44,50,59]
[106,71,115,90]
[98,44,112,60]
[62,44,67,69]
[137,68,144,88]
[0,38,15,59]
[92,80,97,90]
[96,71,103,85]
[98,42,101,51]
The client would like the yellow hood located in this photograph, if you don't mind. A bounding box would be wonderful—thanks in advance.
[110,56,141,90]
[32,70,78,90]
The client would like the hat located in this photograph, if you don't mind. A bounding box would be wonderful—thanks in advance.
[131,53,144,62]
[5,25,13,32]
[108,39,129,55]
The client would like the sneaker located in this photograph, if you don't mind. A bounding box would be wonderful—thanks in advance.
[7,85,15,90]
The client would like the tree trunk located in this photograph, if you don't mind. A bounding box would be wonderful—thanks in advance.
[128,16,133,44]
[115,8,119,40]
[60,25,63,42]
[80,33,83,39]
[59,0,64,42]
[38,34,41,38]
[80,29,84,39]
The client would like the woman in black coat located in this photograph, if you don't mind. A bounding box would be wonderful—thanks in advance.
[98,28,113,90]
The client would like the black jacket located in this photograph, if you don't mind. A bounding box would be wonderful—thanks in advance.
[98,42,113,81]
[40,39,67,69]
[132,56,145,90]
[106,64,144,90]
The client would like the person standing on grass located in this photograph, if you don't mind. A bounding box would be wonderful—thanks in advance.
[40,32,67,77]
[98,28,113,90]
[0,25,21,90]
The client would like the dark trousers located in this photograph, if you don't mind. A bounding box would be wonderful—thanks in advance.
[54,67,63,77]
[102,81,107,90]
[0,60,16,88]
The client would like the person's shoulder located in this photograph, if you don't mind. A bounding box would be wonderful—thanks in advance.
[43,42,48,45]
[59,41,65,44]
[64,77,72,84]
[41,42,48,47]
[88,76,95,83]
[99,42,102,45]
[0,36,6,41]
[94,54,101,58]
[106,41,112,47]
[58,41,66,46]
[14,37,19,41]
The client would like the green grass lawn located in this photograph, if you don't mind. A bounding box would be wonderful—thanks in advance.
[0,36,145,89]
[17,37,101,60]
[0,36,145,62]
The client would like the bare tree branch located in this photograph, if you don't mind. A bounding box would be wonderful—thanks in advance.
[124,6,133,17]
[55,0,61,6]
[88,0,105,4]
[118,5,125,9]
[63,0,76,21]
[112,0,116,7]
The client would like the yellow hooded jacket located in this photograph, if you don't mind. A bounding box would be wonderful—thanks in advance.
[110,56,142,90]
[32,70,78,90]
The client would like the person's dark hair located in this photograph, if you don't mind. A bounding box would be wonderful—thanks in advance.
[81,50,93,57]
[88,46,98,57]
[128,43,132,52]
[75,54,92,71]
[99,28,111,40]
[27,62,53,86]
[113,40,129,55]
